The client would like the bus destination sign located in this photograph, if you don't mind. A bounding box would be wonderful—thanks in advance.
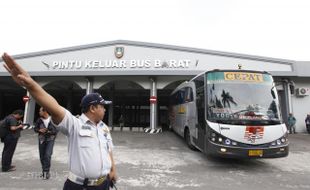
[224,72,264,82]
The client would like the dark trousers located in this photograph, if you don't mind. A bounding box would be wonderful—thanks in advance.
[39,139,55,172]
[288,125,296,134]
[63,179,110,190]
[1,136,18,171]
[307,124,310,134]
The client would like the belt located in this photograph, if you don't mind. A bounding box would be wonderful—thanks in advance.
[68,172,107,186]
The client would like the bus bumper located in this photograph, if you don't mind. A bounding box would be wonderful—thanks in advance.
[206,141,289,158]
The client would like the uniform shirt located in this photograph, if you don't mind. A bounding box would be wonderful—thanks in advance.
[55,109,114,179]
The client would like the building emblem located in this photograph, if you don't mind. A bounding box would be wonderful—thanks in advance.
[114,46,124,59]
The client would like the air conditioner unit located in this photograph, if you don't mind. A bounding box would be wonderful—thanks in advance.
[296,87,310,96]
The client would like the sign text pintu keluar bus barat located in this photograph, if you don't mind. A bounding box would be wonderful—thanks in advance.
[50,59,191,70]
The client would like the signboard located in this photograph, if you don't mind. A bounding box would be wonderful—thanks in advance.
[23,95,30,103]
[41,59,191,70]
[150,96,157,104]
[207,71,272,83]
[224,72,264,82]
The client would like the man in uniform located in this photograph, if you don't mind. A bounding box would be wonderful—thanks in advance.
[2,53,117,189]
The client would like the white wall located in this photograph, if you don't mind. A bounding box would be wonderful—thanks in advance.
[291,78,310,133]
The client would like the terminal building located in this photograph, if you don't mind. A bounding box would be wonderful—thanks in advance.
[0,40,310,132]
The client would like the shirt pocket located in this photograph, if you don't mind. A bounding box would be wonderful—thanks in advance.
[78,130,95,148]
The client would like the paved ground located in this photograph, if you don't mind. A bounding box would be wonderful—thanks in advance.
[1,130,310,190]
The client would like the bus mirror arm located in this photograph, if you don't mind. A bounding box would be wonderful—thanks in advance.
[271,90,275,99]
[271,87,276,99]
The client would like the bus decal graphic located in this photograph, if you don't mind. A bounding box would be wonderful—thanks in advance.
[244,126,264,143]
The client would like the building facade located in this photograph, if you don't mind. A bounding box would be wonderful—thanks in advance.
[0,40,309,132]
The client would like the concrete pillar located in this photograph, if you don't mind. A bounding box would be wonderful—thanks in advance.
[281,79,293,132]
[108,83,114,129]
[66,89,73,112]
[86,77,94,94]
[108,104,113,127]
[24,91,36,125]
[150,77,157,130]
[283,80,292,115]
[286,82,293,114]
[0,93,3,118]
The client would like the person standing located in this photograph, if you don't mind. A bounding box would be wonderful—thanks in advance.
[1,109,24,172]
[118,114,124,131]
[305,114,310,134]
[2,53,116,190]
[34,107,58,179]
[287,113,297,134]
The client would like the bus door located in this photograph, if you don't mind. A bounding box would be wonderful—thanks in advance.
[194,76,206,150]
[176,89,186,135]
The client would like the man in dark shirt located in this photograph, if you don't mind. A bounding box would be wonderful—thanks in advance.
[34,107,58,179]
[1,109,24,172]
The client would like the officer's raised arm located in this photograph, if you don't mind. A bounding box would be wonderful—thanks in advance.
[2,53,65,124]
[3,53,116,189]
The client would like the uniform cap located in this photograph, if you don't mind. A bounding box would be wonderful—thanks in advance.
[80,93,112,108]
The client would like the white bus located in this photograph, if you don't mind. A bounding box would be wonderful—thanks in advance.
[169,70,289,158]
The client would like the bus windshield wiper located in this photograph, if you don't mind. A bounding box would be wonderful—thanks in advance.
[211,119,281,125]
[264,120,281,125]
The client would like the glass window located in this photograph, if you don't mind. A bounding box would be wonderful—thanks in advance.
[206,72,281,125]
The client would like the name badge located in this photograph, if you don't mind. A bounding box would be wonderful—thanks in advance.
[82,125,91,130]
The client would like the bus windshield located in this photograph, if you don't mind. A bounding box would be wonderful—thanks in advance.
[206,71,281,125]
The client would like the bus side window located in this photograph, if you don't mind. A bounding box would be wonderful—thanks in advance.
[185,87,193,102]
[177,88,186,105]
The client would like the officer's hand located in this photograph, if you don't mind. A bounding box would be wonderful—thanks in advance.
[2,53,34,88]
[109,170,117,182]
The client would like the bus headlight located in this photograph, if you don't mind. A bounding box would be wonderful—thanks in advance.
[208,130,237,146]
[224,139,231,145]
[270,135,288,146]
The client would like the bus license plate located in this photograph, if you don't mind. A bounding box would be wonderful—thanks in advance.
[248,150,263,156]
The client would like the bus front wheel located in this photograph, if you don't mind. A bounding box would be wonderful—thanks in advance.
[185,128,196,150]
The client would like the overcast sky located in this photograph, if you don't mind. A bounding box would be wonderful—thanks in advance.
[0,0,309,61]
